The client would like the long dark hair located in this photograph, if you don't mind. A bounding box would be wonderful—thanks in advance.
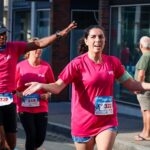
[78,25,105,55]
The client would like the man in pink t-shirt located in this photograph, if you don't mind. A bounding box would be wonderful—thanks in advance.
[0,22,77,150]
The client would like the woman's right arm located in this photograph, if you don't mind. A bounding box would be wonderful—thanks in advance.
[23,79,66,96]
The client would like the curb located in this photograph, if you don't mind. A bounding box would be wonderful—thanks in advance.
[113,139,150,150]
[47,121,71,139]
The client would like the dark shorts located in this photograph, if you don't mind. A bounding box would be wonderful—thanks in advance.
[72,126,118,143]
[0,103,17,133]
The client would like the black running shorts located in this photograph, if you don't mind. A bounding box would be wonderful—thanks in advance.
[0,103,17,133]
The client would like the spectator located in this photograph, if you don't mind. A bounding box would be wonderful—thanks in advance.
[134,36,150,141]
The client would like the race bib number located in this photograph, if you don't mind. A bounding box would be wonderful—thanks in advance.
[95,96,113,115]
[22,94,40,107]
[0,93,13,106]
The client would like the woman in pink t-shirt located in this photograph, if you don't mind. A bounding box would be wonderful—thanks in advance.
[15,37,55,150]
[22,26,150,150]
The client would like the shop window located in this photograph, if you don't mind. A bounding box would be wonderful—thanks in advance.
[13,11,30,41]
[110,5,150,105]
[13,8,51,63]
[36,9,51,63]
[36,10,50,37]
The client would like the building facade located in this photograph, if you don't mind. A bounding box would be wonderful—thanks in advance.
[3,0,150,104]
[52,0,150,105]
[109,0,150,105]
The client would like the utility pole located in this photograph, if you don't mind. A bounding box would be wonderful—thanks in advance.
[0,0,4,23]
[31,1,36,37]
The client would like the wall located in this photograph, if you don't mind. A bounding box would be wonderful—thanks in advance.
[51,0,71,101]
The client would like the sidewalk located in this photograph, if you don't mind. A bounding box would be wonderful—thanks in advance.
[47,102,150,150]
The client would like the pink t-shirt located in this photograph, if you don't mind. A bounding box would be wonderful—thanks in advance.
[16,60,55,113]
[0,42,27,93]
[58,53,125,136]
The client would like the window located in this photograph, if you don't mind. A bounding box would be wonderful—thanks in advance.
[110,5,150,105]
[36,9,50,37]
[13,11,30,41]
[13,8,51,63]
[36,9,51,63]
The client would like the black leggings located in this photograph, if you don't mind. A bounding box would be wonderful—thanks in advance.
[19,112,48,150]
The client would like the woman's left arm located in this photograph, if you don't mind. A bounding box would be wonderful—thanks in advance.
[122,77,150,92]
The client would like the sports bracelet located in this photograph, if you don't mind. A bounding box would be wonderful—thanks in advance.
[55,30,62,39]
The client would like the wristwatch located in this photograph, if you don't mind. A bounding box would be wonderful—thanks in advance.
[55,31,62,39]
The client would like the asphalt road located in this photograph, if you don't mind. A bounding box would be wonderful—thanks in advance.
[16,122,75,150]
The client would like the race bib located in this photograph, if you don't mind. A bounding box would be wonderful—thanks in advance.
[0,93,13,106]
[95,96,113,115]
[22,94,40,107]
